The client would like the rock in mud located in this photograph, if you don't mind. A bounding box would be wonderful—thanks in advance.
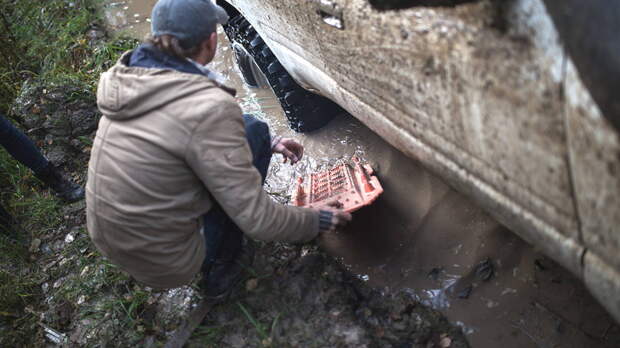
[456,285,472,299]
[474,257,494,281]
[427,267,443,281]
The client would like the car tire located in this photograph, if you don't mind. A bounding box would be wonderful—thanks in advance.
[231,41,268,88]
[224,15,341,132]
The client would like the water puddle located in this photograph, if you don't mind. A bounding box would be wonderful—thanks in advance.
[104,2,620,347]
[103,0,155,40]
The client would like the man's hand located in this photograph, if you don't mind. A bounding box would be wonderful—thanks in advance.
[272,137,304,164]
[317,200,352,233]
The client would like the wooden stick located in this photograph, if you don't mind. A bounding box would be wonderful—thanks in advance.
[163,300,214,348]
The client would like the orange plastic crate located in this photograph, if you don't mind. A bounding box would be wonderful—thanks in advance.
[291,157,383,212]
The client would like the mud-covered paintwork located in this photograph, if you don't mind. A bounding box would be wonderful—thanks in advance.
[221,0,620,320]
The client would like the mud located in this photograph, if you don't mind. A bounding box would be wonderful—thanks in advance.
[188,243,469,347]
[11,79,98,168]
[94,2,620,347]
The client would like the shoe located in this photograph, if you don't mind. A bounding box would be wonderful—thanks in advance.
[35,163,85,203]
[201,259,244,301]
[201,239,255,301]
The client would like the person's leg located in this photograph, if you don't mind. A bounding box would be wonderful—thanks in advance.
[0,114,49,173]
[242,114,272,183]
[202,114,272,274]
[0,114,84,203]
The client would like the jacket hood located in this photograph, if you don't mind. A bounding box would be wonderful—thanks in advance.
[97,50,235,121]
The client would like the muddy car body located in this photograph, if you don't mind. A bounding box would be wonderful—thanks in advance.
[217,0,620,320]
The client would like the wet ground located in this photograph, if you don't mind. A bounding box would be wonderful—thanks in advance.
[103,1,620,347]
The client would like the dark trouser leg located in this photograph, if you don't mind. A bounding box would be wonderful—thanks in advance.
[202,114,272,274]
[0,114,49,174]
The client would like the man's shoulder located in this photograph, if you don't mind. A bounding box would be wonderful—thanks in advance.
[179,86,242,132]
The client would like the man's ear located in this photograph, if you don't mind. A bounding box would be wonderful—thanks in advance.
[208,32,218,52]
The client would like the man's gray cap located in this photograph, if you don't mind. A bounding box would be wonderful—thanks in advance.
[151,0,229,48]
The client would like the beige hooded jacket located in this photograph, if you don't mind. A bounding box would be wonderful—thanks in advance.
[86,52,319,289]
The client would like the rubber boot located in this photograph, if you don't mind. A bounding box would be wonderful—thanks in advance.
[35,163,85,203]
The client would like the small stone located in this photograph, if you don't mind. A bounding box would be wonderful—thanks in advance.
[427,267,443,281]
[80,266,90,277]
[439,335,451,347]
[53,278,64,288]
[30,238,42,253]
[64,232,75,244]
[392,321,407,331]
[457,285,473,299]
[245,278,258,291]
[59,257,69,267]
[475,258,494,281]
[534,258,547,271]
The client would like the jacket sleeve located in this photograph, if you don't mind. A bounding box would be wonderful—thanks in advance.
[185,97,320,243]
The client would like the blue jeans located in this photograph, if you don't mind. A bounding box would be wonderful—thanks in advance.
[202,114,272,274]
[0,114,49,174]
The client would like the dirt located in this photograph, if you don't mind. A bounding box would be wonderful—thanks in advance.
[187,242,469,347]
[12,78,98,169]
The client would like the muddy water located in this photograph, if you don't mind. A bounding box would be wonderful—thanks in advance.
[104,2,620,347]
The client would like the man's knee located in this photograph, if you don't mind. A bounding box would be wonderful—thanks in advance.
[243,114,271,158]
[242,114,272,180]
[243,114,270,142]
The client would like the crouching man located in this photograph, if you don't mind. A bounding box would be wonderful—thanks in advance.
[85,0,351,299]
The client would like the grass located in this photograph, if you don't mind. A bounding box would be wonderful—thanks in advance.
[0,0,138,116]
[238,301,283,346]
[238,301,270,339]
[0,150,60,345]
[0,0,137,346]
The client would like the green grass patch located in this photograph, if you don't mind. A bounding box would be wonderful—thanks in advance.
[0,150,59,346]
[0,0,137,115]
[0,0,137,346]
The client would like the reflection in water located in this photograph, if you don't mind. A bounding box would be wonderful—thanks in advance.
[104,2,620,347]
